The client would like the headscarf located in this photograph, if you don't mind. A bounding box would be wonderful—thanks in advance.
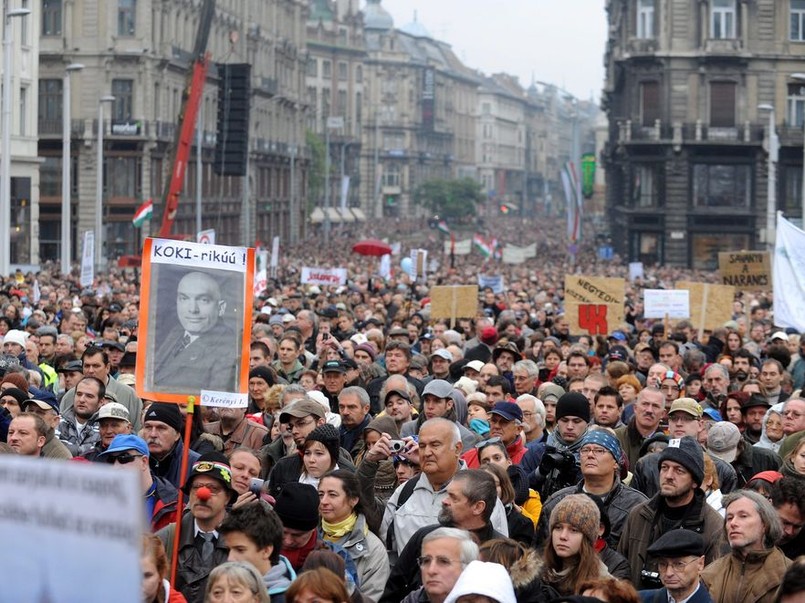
[755,402,785,454]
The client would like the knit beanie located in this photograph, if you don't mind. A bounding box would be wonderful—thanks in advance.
[657,435,704,486]
[549,493,601,545]
[1,373,28,393]
[143,402,184,434]
[555,392,591,423]
[304,423,340,464]
[354,343,377,362]
[248,365,275,385]
[1,386,28,406]
[274,483,320,531]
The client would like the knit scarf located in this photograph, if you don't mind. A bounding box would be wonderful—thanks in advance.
[321,513,358,541]
[282,530,317,571]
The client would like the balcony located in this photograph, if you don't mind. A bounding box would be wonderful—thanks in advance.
[704,38,744,55]
[38,118,86,138]
[626,38,659,56]
[619,119,763,148]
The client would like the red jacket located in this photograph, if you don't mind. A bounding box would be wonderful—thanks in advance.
[461,436,527,468]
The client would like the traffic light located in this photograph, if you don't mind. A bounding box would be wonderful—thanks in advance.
[214,63,251,176]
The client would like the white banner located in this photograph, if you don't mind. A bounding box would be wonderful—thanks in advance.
[0,456,141,603]
[270,236,280,279]
[301,266,348,286]
[478,274,505,294]
[629,262,644,282]
[502,245,527,264]
[644,289,690,319]
[774,213,805,330]
[197,229,216,245]
[443,238,472,255]
[149,238,249,273]
[200,390,249,408]
[379,254,391,280]
[80,231,94,287]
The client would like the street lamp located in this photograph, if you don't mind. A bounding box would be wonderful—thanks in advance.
[323,115,344,245]
[96,95,115,271]
[61,63,84,275]
[758,104,778,251]
[0,5,31,276]
[790,73,805,227]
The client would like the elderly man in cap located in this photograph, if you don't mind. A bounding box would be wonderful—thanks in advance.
[3,329,40,374]
[157,451,236,603]
[701,490,791,602]
[537,428,647,550]
[638,529,712,603]
[462,401,527,468]
[143,402,201,488]
[707,420,781,486]
[632,398,738,498]
[400,379,479,450]
[319,359,348,413]
[80,401,132,461]
[56,359,83,399]
[618,435,728,588]
[99,433,178,531]
[425,348,454,383]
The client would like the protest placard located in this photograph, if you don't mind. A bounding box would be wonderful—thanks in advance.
[430,285,479,326]
[443,238,472,255]
[301,266,348,286]
[644,289,690,319]
[502,245,527,264]
[0,456,141,603]
[136,238,254,404]
[564,275,625,335]
[676,281,734,333]
[718,251,771,288]
[478,274,505,294]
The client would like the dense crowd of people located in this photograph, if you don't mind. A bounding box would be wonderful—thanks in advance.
[1,214,805,603]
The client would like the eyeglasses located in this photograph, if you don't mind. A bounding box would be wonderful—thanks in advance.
[417,555,460,568]
[287,418,315,431]
[190,482,223,495]
[579,446,609,457]
[657,558,700,573]
[668,413,696,423]
[475,436,502,450]
[107,452,142,465]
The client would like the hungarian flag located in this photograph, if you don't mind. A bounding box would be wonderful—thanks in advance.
[472,234,493,258]
[437,220,450,235]
[132,199,153,228]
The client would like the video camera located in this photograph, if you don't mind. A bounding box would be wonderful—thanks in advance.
[535,446,579,499]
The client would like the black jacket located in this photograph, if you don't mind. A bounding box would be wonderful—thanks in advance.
[732,443,781,487]
[267,448,356,498]
[632,450,738,498]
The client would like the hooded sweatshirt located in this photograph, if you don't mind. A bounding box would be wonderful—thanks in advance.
[264,556,296,602]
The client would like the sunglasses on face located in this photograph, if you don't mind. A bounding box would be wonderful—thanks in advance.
[106,452,142,465]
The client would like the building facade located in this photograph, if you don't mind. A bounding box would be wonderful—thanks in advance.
[38,0,308,265]
[603,0,805,268]
[3,2,40,266]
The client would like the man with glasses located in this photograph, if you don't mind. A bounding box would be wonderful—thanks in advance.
[157,451,237,603]
[779,398,805,458]
[516,393,547,444]
[638,529,712,603]
[536,429,646,549]
[461,401,526,468]
[512,359,540,397]
[100,433,177,531]
[400,528,479,603]
[633,398,737,498]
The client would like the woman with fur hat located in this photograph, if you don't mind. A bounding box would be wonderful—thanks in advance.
[541,494,612,596]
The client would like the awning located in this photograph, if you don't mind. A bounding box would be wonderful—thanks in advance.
[325,207,342,223]
[351,208,367,221]
[310,207,325,224]
[338,208,355,222]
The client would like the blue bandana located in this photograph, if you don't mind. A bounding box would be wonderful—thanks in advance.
[581,430,622,464]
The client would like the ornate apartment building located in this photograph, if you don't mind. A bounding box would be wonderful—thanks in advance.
[603,0,805,268]
[3,2,40,266]
[38,0,308,263]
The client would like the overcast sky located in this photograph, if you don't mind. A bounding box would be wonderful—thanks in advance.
[379,0,607,102]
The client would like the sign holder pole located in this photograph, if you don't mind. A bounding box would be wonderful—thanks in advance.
[698,285,710,343]
[664,313,669,340]
[169,396,196,586]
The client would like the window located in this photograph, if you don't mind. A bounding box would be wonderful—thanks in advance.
[322,61,331,78]
[691,233,751,270]
[783,166,803,217]
[692,163,751,208]
[42,0,62,36]
[356,65,363,83]
[633,164,658,207]
[106,156,141,198]
[482,103,491,115]
[117,0,135,35]
[792,0,805,41]
[111,79,134,120]
[20,0,29,45]
[711,0,736,39]
[382,163,400,187]
[355,92,362,123]
[637,0,654,39]
[338,62,348,81]
[307,58,317,77]
[710,81,736,127]
[18,87,27,136]
[38,79,63,124]
[337,90,347,115]
[40,156,60,197]
[788,83,805,126]
[640,81,660,127]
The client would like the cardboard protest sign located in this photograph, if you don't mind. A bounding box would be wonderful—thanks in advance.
[676,281,734,332]
[0,456,141,603]
[301,266,348,286]
[136,238,254,404]
[643,289,690,319]
[564,275,625,336]
[718,251,771,289]
[430,285,479,325]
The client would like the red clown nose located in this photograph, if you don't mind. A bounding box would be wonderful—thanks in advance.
[195,486,212,501]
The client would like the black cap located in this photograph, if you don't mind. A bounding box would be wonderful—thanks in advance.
[58,359,83,373]
[555,392,591,423]
[119,351,137,368]
[321,360,346,374]
[647,529,705,558]
[741,393,771,413]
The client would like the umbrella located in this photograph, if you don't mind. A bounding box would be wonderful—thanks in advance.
[352,238,392,256]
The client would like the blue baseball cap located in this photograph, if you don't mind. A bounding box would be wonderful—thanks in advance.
[489,401,523,422]
[98,434,149,458]
[702,407,723,422]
